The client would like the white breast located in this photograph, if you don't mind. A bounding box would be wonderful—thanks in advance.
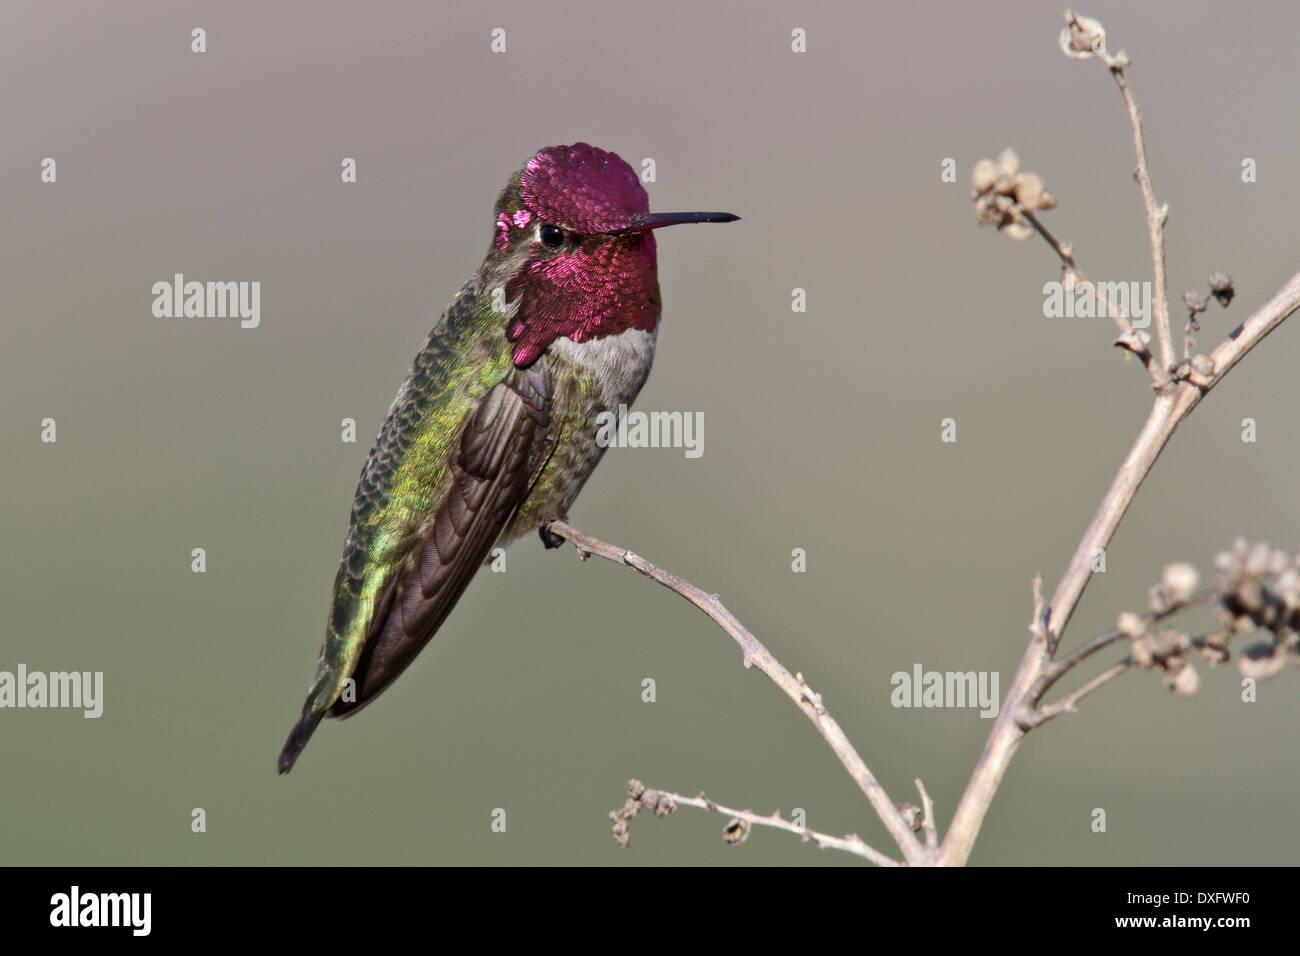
[549,326,658,408]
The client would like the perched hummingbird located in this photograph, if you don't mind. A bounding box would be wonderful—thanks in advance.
[278,143,737,773]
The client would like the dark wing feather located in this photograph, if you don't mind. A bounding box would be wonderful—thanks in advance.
[328,366,552,717]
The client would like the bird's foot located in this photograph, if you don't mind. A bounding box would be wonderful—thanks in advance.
[539,521,567,550]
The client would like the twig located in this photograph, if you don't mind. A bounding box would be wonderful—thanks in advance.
[1105,56,1174,373]
[1021,662,1129,729]
[1059,10,1175,373]
[545,519,928,864]
[1022,209,1165,382]
[915,779,938,848]
[626,785,900,866]
[1022,210,1128,336]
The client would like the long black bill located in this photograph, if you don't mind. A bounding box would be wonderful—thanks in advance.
[611,211,740,234]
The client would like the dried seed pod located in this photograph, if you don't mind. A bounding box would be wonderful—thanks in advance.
[1166,662,1200,696]
[722,818,751,846]
[1162,563,1199,604]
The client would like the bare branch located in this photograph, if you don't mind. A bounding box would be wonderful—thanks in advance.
[1060,9,1174,371]
[1022,662,1130,729]
[544,519,927,864]
[943,11,1300,867]
[1023,211,1127,335]
[611,780,899,866]
[1021,209,1164,382]
[1107,57,1174,372]
[940,267,1300,866]
[945,14,1300,850]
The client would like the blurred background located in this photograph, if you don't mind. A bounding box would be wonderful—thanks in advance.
[2,0,1297,865]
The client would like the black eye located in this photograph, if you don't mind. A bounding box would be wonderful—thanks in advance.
[540,223,564,248]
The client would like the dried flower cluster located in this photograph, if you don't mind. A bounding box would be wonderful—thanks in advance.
[1059,10,1107,59]
[609,778,676,849]
[1118,607,1200,697]
[1183,271,1235,325]
[1119,543,1299,695]
[971,149,1056,240]
[1210,540,1300,680]
[1207,271,1235,308]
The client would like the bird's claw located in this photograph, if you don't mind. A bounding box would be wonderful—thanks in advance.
[539,523,566,550]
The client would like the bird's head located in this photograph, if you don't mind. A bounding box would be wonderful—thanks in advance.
[488,143,737,367]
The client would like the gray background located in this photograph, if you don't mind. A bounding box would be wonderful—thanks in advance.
[2,0,1297,865]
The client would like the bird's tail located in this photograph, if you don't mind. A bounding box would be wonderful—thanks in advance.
[277,712,323,774]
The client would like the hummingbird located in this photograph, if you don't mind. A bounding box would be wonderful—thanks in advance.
[277,142,738,773]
